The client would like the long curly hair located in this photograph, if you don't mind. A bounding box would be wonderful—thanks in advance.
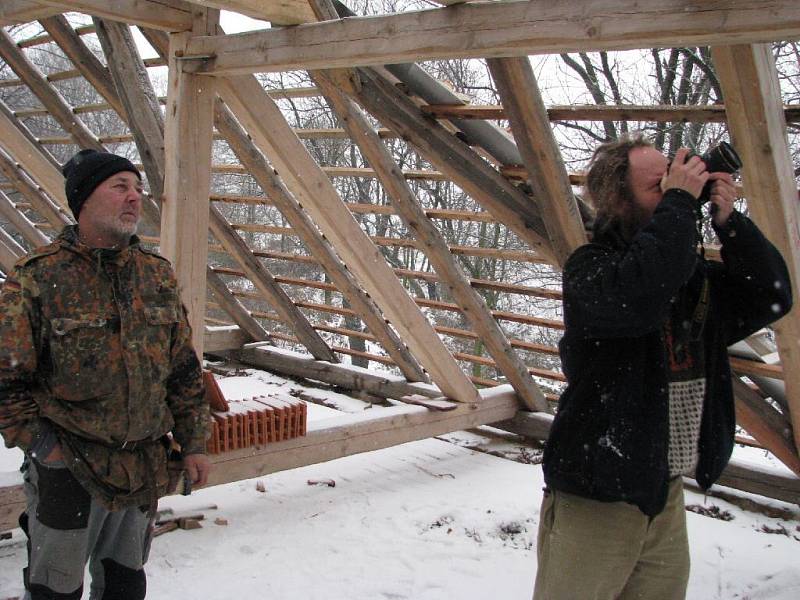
[585,133,653,240]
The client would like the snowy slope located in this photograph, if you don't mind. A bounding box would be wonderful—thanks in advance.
[1,369,798,599]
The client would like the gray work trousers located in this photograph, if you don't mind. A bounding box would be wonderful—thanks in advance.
[21,457,152,600]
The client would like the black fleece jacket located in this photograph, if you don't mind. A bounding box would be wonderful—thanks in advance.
[543,189,792,516]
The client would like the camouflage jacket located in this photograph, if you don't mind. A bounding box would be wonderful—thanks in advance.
[0,225,208,509]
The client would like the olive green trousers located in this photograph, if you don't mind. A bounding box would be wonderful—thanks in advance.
[533,478,689,600]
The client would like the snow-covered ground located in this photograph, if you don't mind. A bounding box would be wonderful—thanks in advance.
[1,367,799,599]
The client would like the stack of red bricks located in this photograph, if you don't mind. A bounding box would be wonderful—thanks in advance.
[206,395,308,454]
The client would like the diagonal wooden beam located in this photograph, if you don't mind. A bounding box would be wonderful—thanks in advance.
[38,15,127,120]
[183,0,800,75]
[733,379,800,477]
[0,102,69,211]
[0,189,50,248]
[212,97,427,381]
[0,148,70,229]
[311,67,548,412]
[207,205,336,362]
[348,67,554,261]
[0,1,60,26]
[33,0,194,31]
[487,57,586,267]
[712,43,800,456]
[0,230,23,273]
[0,28,102,152]
[216,73,479,402]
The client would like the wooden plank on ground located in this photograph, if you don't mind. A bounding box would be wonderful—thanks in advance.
[487,57,586,267]
[217,73,478,402]
[184,0,800,75]
[237,340,442,402]
[204,325,252,353]
[34,0,194,31]
[313,68,548,411]
[712,44,800,455]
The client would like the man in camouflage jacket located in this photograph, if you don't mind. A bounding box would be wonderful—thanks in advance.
[0,149,210,600]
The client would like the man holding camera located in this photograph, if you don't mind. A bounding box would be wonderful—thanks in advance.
[0,149,210,599]
[534,134,792,599]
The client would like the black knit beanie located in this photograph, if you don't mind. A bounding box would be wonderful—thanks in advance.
[62,149,141,219]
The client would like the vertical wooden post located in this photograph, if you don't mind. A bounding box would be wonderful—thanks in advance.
[161,9,218,357]
[712,44,800,454]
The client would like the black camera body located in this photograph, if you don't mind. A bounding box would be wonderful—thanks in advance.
[690,141,742,203]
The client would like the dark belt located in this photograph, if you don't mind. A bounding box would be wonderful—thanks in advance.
[117,438,157,451]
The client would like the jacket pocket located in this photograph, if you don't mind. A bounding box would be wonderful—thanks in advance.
[48,314,114,401]
[143,305,179,384]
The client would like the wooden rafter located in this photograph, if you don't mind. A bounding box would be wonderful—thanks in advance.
[32,0,194,31]
[183,0,800,75]
[349,67,555,261]
[712,43,800,455]
[216,73,479,402]
[207,204,337,362]
[210,97,429,382]
[0,28,102,151]
[312,66,548,411]
[487,57,586,266]
[38,15,127,119]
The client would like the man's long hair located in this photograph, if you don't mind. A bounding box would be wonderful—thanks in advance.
[585,133,653,240]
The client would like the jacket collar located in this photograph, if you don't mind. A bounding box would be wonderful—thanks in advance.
[58,224,141,268]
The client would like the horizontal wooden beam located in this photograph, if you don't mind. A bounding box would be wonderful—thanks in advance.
[422,103,800,124]
[184,0,800,75]
[495,411,800,504]
[0,0,60,26]
[185,0,316,25]
[33,0,195,31]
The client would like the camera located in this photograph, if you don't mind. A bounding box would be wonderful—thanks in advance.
[689,141,742,203]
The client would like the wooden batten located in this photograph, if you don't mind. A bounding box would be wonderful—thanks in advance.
[208,205,337,362]
[184,1,800,75]
[712,44,800,454]
[161,16,217,356]
[34,0,195,31]
[0,149,70,229]
[216,73,479,402]
[0,189,50,248]
[0,29,102,152]
[313,70,548,412]
[487,57,586,267]
[205,269,270,343]
[0,105,68,212]
[210,95,429,383]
